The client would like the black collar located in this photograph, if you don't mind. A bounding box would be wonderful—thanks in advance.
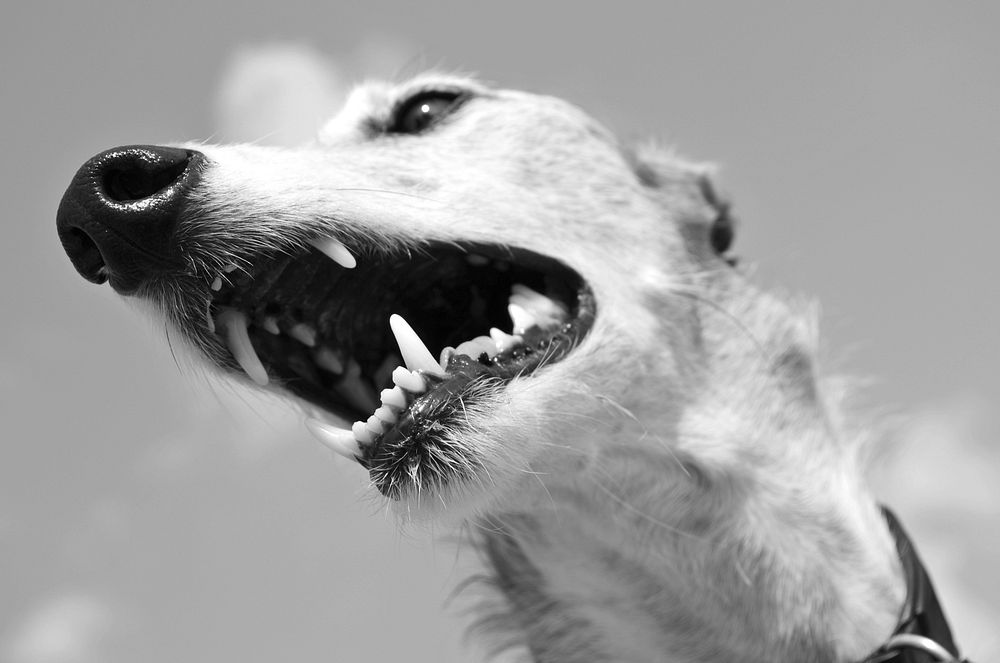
[860,506,969,663]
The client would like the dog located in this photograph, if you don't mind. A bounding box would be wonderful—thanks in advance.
[56,74,968,662]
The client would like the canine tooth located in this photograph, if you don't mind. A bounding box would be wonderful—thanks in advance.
[222,263,239,274]
[466,253,490,266]
[210,276,223,291]
[261,316,281,335]
[490,327,521,351]
[373,405,397,424]
[365,414,385,435]
[392,366,426,393]
[507,303,536,336]
[206,304,215,333]
[289,323,317,347]
[380,386,407,409]
[315,347,344,374]
[312,237,357,269]
[305,419,361,460]
[337,359,379,412]
[455,336,499,361]
[389,314,447,377]
[216,308,268,386]
[352,420,374,444]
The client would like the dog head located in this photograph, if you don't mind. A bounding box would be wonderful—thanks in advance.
[57,74,735,515]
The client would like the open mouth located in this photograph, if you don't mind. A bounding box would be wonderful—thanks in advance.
[205,238,595,496]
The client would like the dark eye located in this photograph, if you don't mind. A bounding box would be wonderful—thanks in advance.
[389,90,464,134]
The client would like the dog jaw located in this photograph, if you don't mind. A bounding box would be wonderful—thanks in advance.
[63,74,909,661]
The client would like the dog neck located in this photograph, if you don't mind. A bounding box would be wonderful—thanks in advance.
[470,278,907,662]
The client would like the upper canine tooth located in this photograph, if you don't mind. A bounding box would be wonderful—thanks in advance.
[222,263,239,274]
[389,314,447,377]
[216,308,269,386]
[311,237,357,269]
[305,418,361,461]
[210,276,223,291]
[507,303,536,336]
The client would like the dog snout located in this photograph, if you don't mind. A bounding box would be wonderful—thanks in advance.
[56,145,204,294]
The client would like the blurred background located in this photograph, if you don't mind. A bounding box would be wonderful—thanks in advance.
[2,2,998,661]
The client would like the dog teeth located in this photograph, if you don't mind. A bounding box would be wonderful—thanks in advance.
[507,303,536,336]
[336,359,379,412]
[365,414,385,435]
[305,418,361,460]
[489,327,521,352]
[261,316,281,335]
[392,366,426,393]
[389,314,447,377]
[210,276,223,291]
[352,420,374,444]
[222,263,239,274]
[311,237,356,269]
[373,405,397,425]
[288,322,317,347]
[509,283,569,329]
[455,336,498,361]
[216,308,268,386]
[314,346,344,374]
[380,386,408,409]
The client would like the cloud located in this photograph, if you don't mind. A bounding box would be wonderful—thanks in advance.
[2,593,113,663]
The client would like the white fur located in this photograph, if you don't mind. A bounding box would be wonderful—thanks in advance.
[158,75,907,661]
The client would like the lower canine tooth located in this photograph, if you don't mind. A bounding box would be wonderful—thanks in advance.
[305,419,361,460]
[210,276,223,291]
[392,367,426,393]
[389,314,447,377]
[261,317,281,335]
[216,309,269,386]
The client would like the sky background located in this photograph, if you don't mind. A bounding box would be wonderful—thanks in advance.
[2,2,998,661]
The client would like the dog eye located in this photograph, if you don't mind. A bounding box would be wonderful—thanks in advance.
[389,91,464,134]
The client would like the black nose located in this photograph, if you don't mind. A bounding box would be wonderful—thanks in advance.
[56,145,204,294]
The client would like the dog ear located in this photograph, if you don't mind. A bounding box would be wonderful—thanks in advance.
[628,145,737,264]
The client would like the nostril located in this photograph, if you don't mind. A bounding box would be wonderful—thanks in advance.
[102,155,190,202]
[60,227,108,284]
[56,144,205,294]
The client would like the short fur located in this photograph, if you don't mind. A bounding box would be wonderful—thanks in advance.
[78,75,909,661]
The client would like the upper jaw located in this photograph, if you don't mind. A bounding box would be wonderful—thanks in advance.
[187,234,596,497]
